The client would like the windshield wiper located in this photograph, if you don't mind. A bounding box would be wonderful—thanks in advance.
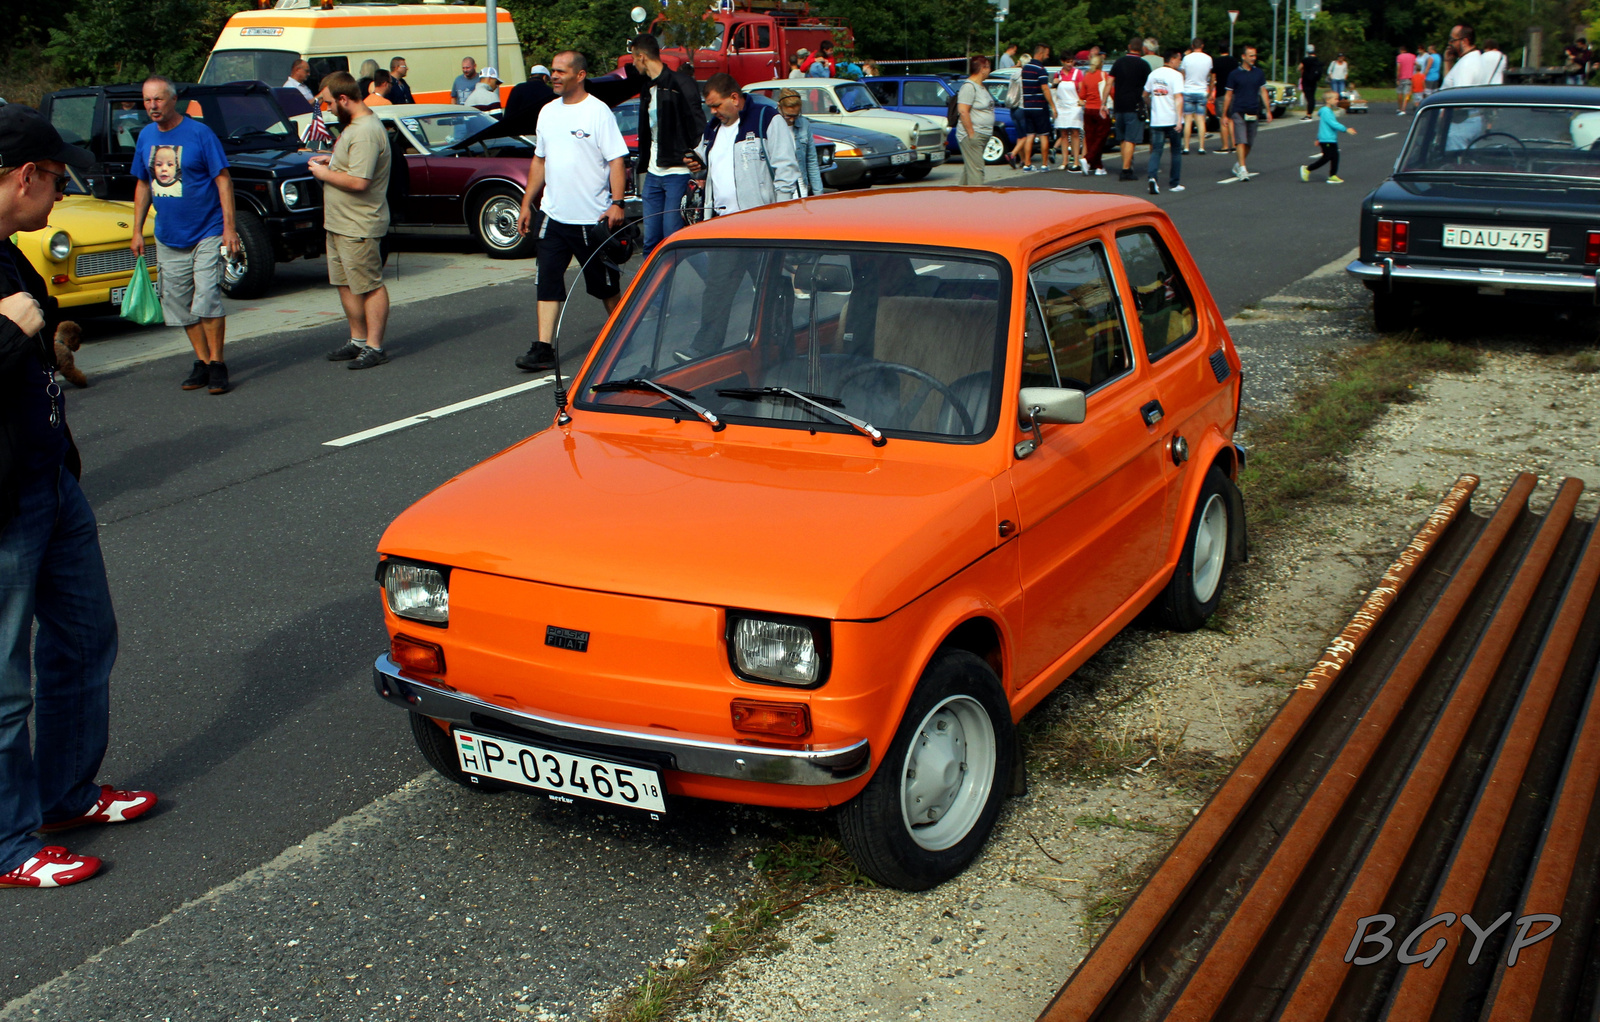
[591,377,724,431]
[717,386,885,446]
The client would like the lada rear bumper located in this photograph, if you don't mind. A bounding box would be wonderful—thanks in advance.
[373,654,872,786]
[1348,258,1600,301]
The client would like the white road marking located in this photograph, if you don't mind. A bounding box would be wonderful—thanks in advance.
[1375,131,1399,139]
[324,376,556,447]
[1216,172,1261,184]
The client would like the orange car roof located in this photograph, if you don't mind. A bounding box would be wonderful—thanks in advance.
[677,187,1160,258]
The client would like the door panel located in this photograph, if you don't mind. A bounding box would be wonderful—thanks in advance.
[1009,241,1169,686]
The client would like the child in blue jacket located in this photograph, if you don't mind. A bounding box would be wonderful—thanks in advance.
[1301,90,1357,183]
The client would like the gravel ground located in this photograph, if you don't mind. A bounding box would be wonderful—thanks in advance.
[663,262,1600,1022]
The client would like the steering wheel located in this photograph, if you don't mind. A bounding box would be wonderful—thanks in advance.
[1466,131,1526,150]
[839,361,976,434]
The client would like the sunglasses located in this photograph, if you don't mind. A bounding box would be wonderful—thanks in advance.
[34,167,69,195]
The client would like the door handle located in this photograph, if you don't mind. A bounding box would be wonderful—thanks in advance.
[1140,400,1165,427]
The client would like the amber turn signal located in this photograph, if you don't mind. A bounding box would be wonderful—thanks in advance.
[730,698,811,738]
[391,633,445,675]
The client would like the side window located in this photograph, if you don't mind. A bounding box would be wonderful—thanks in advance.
[867,81,898,105]
[904,81,946,107]
[1021,295,1055,390]
[756,25,771,48]
[49,96,97,148]
[731,25,750,50]
[1115,227,1198,360]
[1027,243,1132,391]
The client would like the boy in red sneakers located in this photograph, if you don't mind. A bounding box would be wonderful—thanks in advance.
[0,107,156,889]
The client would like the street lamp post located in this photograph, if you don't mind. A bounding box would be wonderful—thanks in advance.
[485,0,498,75]
[1269,0,1281,81]
[1191,0,1198,44]
[1228,10,1239,56]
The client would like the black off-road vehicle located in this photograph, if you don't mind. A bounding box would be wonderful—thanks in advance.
[40,81,322,298]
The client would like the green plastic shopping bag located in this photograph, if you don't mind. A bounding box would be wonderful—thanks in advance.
[120,256,162,326]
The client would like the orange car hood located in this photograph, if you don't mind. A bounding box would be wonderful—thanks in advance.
[379,426,1002,620]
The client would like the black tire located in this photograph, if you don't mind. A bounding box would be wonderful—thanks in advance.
[837,650,1016,890]
[1157,467,1235,631]
[469,185,538,259]
[409,712,504,793]
[898,161,934,182]
[1372,290,1412,333]
[219,208,275,300]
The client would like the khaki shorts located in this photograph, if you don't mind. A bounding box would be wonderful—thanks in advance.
[326,232,384,295]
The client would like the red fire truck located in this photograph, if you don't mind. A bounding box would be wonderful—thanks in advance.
[621,2,853,86]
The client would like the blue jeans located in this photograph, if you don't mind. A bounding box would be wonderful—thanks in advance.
[1331,79,1346,97]
[1147,126,1182,186]
[641,172,691,254]
[0,467,117,873]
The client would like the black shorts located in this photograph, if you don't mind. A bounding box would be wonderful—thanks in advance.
[535,216,621,303]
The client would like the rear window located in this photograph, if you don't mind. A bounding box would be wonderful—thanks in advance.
[202,50,347,94]
[1399,104,1600,179]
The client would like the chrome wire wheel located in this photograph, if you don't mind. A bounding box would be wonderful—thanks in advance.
[478,194,523,250]
[900,694,997,851]
[1192,493,1229,605]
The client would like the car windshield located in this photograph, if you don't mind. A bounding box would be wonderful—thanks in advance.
[578,245,1008,442]
[656,22,725,52]
[614,100,639,137]
[400,111,505,152]
[835,84,880,112]
[1398,104,1600,179]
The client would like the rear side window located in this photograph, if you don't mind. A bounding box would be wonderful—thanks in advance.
[49,96,96,148]
[1115,227,1197,360]
[756,25,771,48]
[1026,243,1132,392]
[904,81,947,107]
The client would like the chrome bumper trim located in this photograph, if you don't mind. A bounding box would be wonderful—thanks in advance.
[372,654,871,786]
[1346,258,1598,294]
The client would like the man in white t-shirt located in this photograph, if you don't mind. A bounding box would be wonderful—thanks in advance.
[513,50,629,372]
[1442,25,1489,89]
[1144,48,1186,193]
[1179,39,1213,155]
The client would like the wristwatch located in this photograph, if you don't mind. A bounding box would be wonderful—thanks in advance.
[609,200,624,207]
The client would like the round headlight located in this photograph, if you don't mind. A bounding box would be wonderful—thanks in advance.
[281,181,303,207]
[47,231,71,261]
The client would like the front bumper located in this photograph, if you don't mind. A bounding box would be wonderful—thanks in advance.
[1347,258,1600,300]
[373,654,872,786]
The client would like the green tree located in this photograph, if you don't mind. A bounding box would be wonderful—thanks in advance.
[45,0,249,84]
[502,0,634,74]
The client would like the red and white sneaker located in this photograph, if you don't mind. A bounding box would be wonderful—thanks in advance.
[36,785,157,833]
[0,846,101,888]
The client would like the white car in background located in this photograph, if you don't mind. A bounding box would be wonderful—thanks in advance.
[743,78,947,180]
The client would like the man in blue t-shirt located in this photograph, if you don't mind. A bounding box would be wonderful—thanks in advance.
[1009,44,1058,171]
[130,76,240,395]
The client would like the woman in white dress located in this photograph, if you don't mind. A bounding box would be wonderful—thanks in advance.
[1053,66,1085,172]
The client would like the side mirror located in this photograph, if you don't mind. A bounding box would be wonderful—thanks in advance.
[1015,386,1085,458]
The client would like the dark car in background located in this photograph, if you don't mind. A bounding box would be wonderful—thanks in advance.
[864,74,1017,165]
[41,81,320,299]
[809,120,915,188]
[1346,86,1600,331]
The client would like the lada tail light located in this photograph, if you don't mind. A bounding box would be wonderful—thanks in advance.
[1375,219,1409,255]
[730,699,812,739]
[1587,231,1600,265]
[391,634,446,675]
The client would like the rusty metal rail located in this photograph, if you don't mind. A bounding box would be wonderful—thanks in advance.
[1038,473,1600,1022]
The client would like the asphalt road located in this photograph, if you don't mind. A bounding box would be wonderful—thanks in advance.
[2,108,1408,1018]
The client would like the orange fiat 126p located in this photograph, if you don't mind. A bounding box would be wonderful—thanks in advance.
[373,188,1246,890]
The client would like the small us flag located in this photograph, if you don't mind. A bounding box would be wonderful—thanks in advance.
[302,115,332,147]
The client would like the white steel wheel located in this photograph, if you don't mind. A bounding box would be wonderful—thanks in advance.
[900,694,997,851]
[982,134,1007,164]
[1191,493,1229,605]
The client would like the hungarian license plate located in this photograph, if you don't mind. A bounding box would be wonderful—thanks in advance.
[890,151,912,164]
[110,280,160,306]
[1442,225,1548,252]
[454,728,667,814]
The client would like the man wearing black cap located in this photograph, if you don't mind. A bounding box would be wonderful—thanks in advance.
[0,106,157,890]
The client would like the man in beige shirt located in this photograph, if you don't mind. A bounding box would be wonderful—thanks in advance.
[309,71,393,369]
